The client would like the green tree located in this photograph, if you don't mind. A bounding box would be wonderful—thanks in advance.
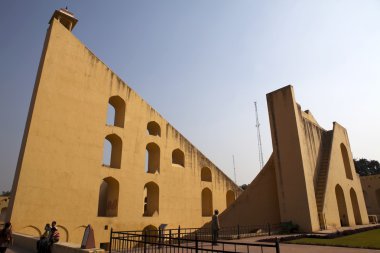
[354,158,380,176]
[240,184,248,190]
[1,191,11,196]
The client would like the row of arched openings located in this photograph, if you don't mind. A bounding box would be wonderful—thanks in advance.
[104,95,165,169]
[106,95,161,135]
[103,133,185,170]
[97,177,160,217]
[104,95,184,169]
[201,188,235,217]
[97,177,235,218]
[144,146,185,173]
[104,138,185,170]
[102,96,236,217]
[335,184,362,226]
[145,145,186,173]
[145,146,185,173]
[104,97,217,181]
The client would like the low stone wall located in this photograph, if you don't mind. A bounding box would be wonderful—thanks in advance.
[13,233,37,251]
[13,233,105,253]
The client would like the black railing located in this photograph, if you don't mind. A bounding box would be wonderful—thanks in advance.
[110,224,281,253]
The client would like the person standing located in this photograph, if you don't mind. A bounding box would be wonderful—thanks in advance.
[0,222,13,253]
[211,210,220,245]
[47,221,59,253]
[37,223,51,253]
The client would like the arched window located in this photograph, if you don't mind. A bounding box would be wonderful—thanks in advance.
[201,167,212,182]
[143,182,159,216]
[146,143,160,174]
[201,188,213,217]
[340,143,353,180]
[147,121,161,136]
[350,188,362,225]
[103,134,122,169]
[19,226,41,237]
[98,177,119,217]
[335,184,348,226]
[107,96,125,128]
[57,225,69,242]
[142,225,158,244]
[226,190,235,208]
[172,149,185,167]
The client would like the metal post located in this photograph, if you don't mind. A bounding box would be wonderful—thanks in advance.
[275,237,280,253]
[178,225,181,246]
[237,225,240,239]
[158,228,162,249]
[195,233,199,253]
[143,231,147,253]
[169,229,172,245]
[108,228,113,253]
[268,223,271,236]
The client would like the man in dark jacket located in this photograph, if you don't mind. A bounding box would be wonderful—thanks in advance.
[211,210,220,245]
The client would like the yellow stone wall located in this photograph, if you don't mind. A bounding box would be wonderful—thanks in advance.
[361,175,380,219]
[219,155,281,226]
[267,87,321,231]
[7,18,240,246]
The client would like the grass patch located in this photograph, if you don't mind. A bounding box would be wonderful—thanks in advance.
[289,229,380,249]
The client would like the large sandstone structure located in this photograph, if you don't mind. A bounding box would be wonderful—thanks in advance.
[7,8,370,248]
[220,86,369,231]
[7,9,240,246]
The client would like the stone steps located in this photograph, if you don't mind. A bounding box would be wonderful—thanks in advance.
[315,131,333,213]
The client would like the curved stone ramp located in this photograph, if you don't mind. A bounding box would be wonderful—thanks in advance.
[219,154,281,227]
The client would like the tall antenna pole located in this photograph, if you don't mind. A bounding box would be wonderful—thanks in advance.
[254,102,264,170]
[232,155,237,184]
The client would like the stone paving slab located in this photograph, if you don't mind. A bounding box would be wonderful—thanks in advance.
[10,243,380,253]
[279,243,380,253]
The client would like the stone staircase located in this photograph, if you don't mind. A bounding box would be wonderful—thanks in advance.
[315,131,333,216]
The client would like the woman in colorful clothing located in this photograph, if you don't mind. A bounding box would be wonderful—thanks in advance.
[37,223,51,253]
[47,221,59,253]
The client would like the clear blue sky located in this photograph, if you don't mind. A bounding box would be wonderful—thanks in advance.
[1,1,380,192]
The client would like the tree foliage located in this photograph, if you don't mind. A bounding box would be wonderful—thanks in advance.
[240,184,248,190]
[354,158,380,176]
[1,191,11,196]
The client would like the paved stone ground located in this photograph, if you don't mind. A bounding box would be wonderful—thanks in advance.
[8,225,380,253]
[4,245,31,253]
[7,243,380,253]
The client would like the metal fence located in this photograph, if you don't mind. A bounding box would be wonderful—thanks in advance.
[109,224,281,253]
